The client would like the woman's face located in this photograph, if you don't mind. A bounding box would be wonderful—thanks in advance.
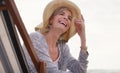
[50,8,72,34]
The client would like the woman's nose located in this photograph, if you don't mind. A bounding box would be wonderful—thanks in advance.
[63,16,68,21]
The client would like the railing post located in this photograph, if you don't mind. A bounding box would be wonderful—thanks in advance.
[2,0,46,73]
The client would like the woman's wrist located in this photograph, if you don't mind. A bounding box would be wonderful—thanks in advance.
[80,46,87,53]
[80,37,86,46]
[81,46,87,50]
[80,38,87,52]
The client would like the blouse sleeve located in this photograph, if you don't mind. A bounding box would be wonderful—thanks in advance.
[62,44,89,73]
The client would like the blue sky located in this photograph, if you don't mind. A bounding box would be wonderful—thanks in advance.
[15,0,120,70]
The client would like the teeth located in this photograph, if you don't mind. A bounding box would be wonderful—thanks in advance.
[59,20,67,27]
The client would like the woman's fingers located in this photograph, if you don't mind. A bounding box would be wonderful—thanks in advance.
[74,15,85,36]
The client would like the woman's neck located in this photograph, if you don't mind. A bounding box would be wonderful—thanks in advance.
[44,30,61,49]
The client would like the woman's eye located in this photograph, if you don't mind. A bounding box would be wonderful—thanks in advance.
[59,11,64,15]
[59,13,64,15]
[68,16,72,21]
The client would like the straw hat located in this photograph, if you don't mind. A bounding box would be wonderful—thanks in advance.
[35,0,81,42]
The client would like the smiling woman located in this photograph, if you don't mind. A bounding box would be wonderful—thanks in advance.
[14,0,120,72]
[22,0,89,73]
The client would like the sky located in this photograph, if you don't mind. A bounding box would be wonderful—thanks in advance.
[15,0,120,70]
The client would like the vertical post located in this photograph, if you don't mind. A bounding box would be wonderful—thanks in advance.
[3,0,46,73]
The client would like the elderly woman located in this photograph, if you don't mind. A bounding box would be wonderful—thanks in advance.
[24,0,88,73]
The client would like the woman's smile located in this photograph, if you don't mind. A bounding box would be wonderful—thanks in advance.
[58,19,67,27]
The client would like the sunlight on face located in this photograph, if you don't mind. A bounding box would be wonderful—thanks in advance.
[49,8,72,33]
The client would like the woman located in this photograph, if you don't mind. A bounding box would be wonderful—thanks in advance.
[24,0,88,73]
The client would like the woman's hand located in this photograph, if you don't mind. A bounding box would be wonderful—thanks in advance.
[74,15,85,37]
[74,15,87,52]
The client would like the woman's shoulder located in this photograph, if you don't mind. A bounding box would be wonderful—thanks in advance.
[58,41,70,52]
[58,41,68,47]
[30,31,43,37]
[29,31,44,40]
